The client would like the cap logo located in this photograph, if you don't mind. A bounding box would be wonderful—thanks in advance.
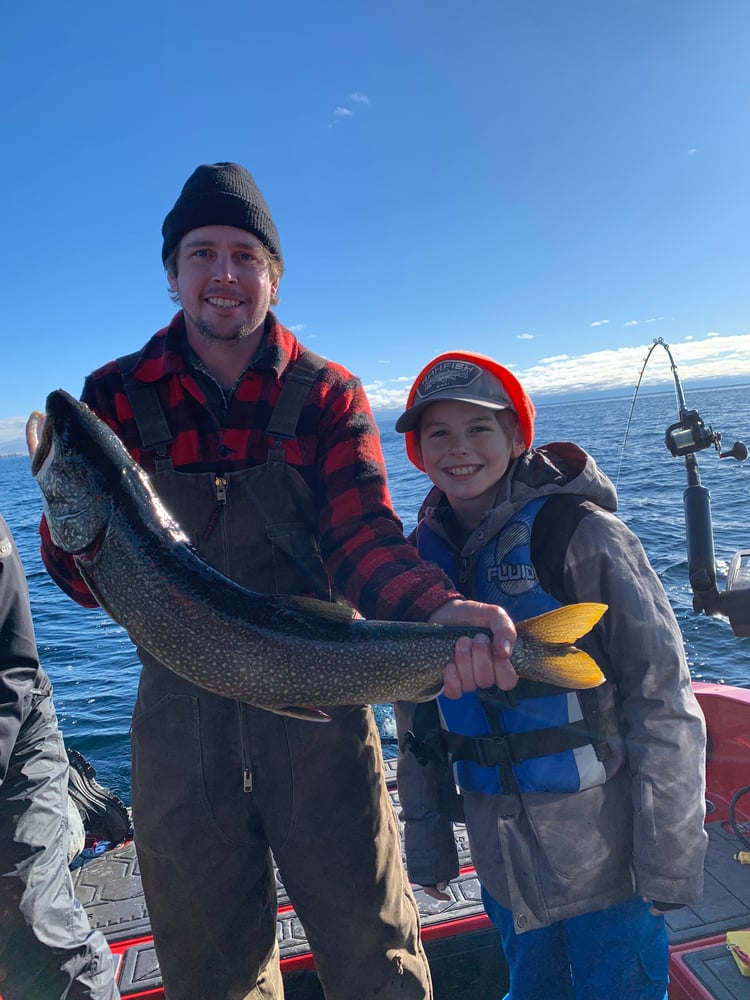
[417,360,484,401]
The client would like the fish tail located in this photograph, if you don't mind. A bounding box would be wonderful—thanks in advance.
[518,603,607,644]
[516,603,608,689]
[527,646,605,689]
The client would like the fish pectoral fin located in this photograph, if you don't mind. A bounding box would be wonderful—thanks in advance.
[282,595,357,622]
[517,602,608,644]
[413,679,445,702]
[534,647,605,689]
[273,705,332,723]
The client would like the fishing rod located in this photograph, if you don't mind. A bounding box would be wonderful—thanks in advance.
[647,338,750,634]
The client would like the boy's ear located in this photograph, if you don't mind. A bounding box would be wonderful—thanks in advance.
[512,429,526,459]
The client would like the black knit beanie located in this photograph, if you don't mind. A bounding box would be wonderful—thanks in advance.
[161,162,282,266]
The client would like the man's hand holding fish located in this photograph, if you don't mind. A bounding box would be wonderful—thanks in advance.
[428,599,517,698]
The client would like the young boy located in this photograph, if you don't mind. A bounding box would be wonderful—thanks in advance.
[393,351,707,1000]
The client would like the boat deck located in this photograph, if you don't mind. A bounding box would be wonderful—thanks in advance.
[668,820,750,999]
[74,760,509,999]
[73,757,750,999]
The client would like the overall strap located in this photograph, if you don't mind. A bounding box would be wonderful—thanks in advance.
[265,350,327,453]
[117,352,174,472]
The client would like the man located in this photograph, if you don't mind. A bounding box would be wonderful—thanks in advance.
[0,513,119,1000]
[40,162,518,999]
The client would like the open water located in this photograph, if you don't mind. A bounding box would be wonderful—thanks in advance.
[2,383,750,801]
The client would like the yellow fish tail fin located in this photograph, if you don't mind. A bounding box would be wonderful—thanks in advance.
[530,647,605,689]
[516,603,608,689]
[518,603,608,644]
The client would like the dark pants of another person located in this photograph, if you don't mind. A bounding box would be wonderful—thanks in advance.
[0,689,119,999]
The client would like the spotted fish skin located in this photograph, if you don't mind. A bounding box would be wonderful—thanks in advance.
[27,390,606,717]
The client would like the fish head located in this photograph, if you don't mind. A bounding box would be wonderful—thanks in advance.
[26,389,118,554]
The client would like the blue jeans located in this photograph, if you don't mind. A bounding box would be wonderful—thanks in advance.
[482,888,669,1000]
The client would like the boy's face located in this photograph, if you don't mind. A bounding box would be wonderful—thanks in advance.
[417,400,525,528]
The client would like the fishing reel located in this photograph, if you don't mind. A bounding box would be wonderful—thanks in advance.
[672,408,750,632]
[651,340,750,634]
[665,409,748,462]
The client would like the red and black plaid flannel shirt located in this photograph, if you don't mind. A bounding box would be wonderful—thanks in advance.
[40,312,460,623]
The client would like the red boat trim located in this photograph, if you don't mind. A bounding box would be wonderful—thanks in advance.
[422,913,493,941]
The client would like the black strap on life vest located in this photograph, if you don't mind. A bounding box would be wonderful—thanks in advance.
[530,493,615,763]
[405,699,614,772]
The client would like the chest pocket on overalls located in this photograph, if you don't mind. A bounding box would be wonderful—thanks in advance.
[118,350,333,601]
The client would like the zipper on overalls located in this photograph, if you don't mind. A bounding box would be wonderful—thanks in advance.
[203,475,228,542]
[214,475,228,504]
[236,703,253,793]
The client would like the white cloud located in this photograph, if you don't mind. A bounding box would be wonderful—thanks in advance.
[0,416,30,450]
[591,320,609,327]
[329,93,371,127]
[624,317,665,328]
[365,333,750,411]
[517,333,534,340]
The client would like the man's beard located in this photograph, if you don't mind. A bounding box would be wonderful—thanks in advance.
[186,309,255,343]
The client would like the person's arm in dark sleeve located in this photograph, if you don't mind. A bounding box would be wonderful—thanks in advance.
[0,516,47,784]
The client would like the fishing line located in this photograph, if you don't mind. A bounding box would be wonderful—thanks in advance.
[615,338,676,489]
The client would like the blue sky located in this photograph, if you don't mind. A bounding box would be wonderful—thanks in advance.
[1,0,748,450]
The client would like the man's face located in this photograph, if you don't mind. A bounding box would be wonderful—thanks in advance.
[169,225,279,345]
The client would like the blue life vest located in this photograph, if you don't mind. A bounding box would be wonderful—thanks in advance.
[415,498,607,796]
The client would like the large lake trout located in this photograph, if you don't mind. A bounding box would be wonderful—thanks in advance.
[27,390,606,718]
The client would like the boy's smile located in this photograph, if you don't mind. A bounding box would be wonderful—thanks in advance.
[418,400,524,528]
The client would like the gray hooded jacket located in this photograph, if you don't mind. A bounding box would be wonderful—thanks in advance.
[395,441,707,933]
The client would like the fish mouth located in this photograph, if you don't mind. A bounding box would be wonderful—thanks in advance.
[26,410,52,476]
